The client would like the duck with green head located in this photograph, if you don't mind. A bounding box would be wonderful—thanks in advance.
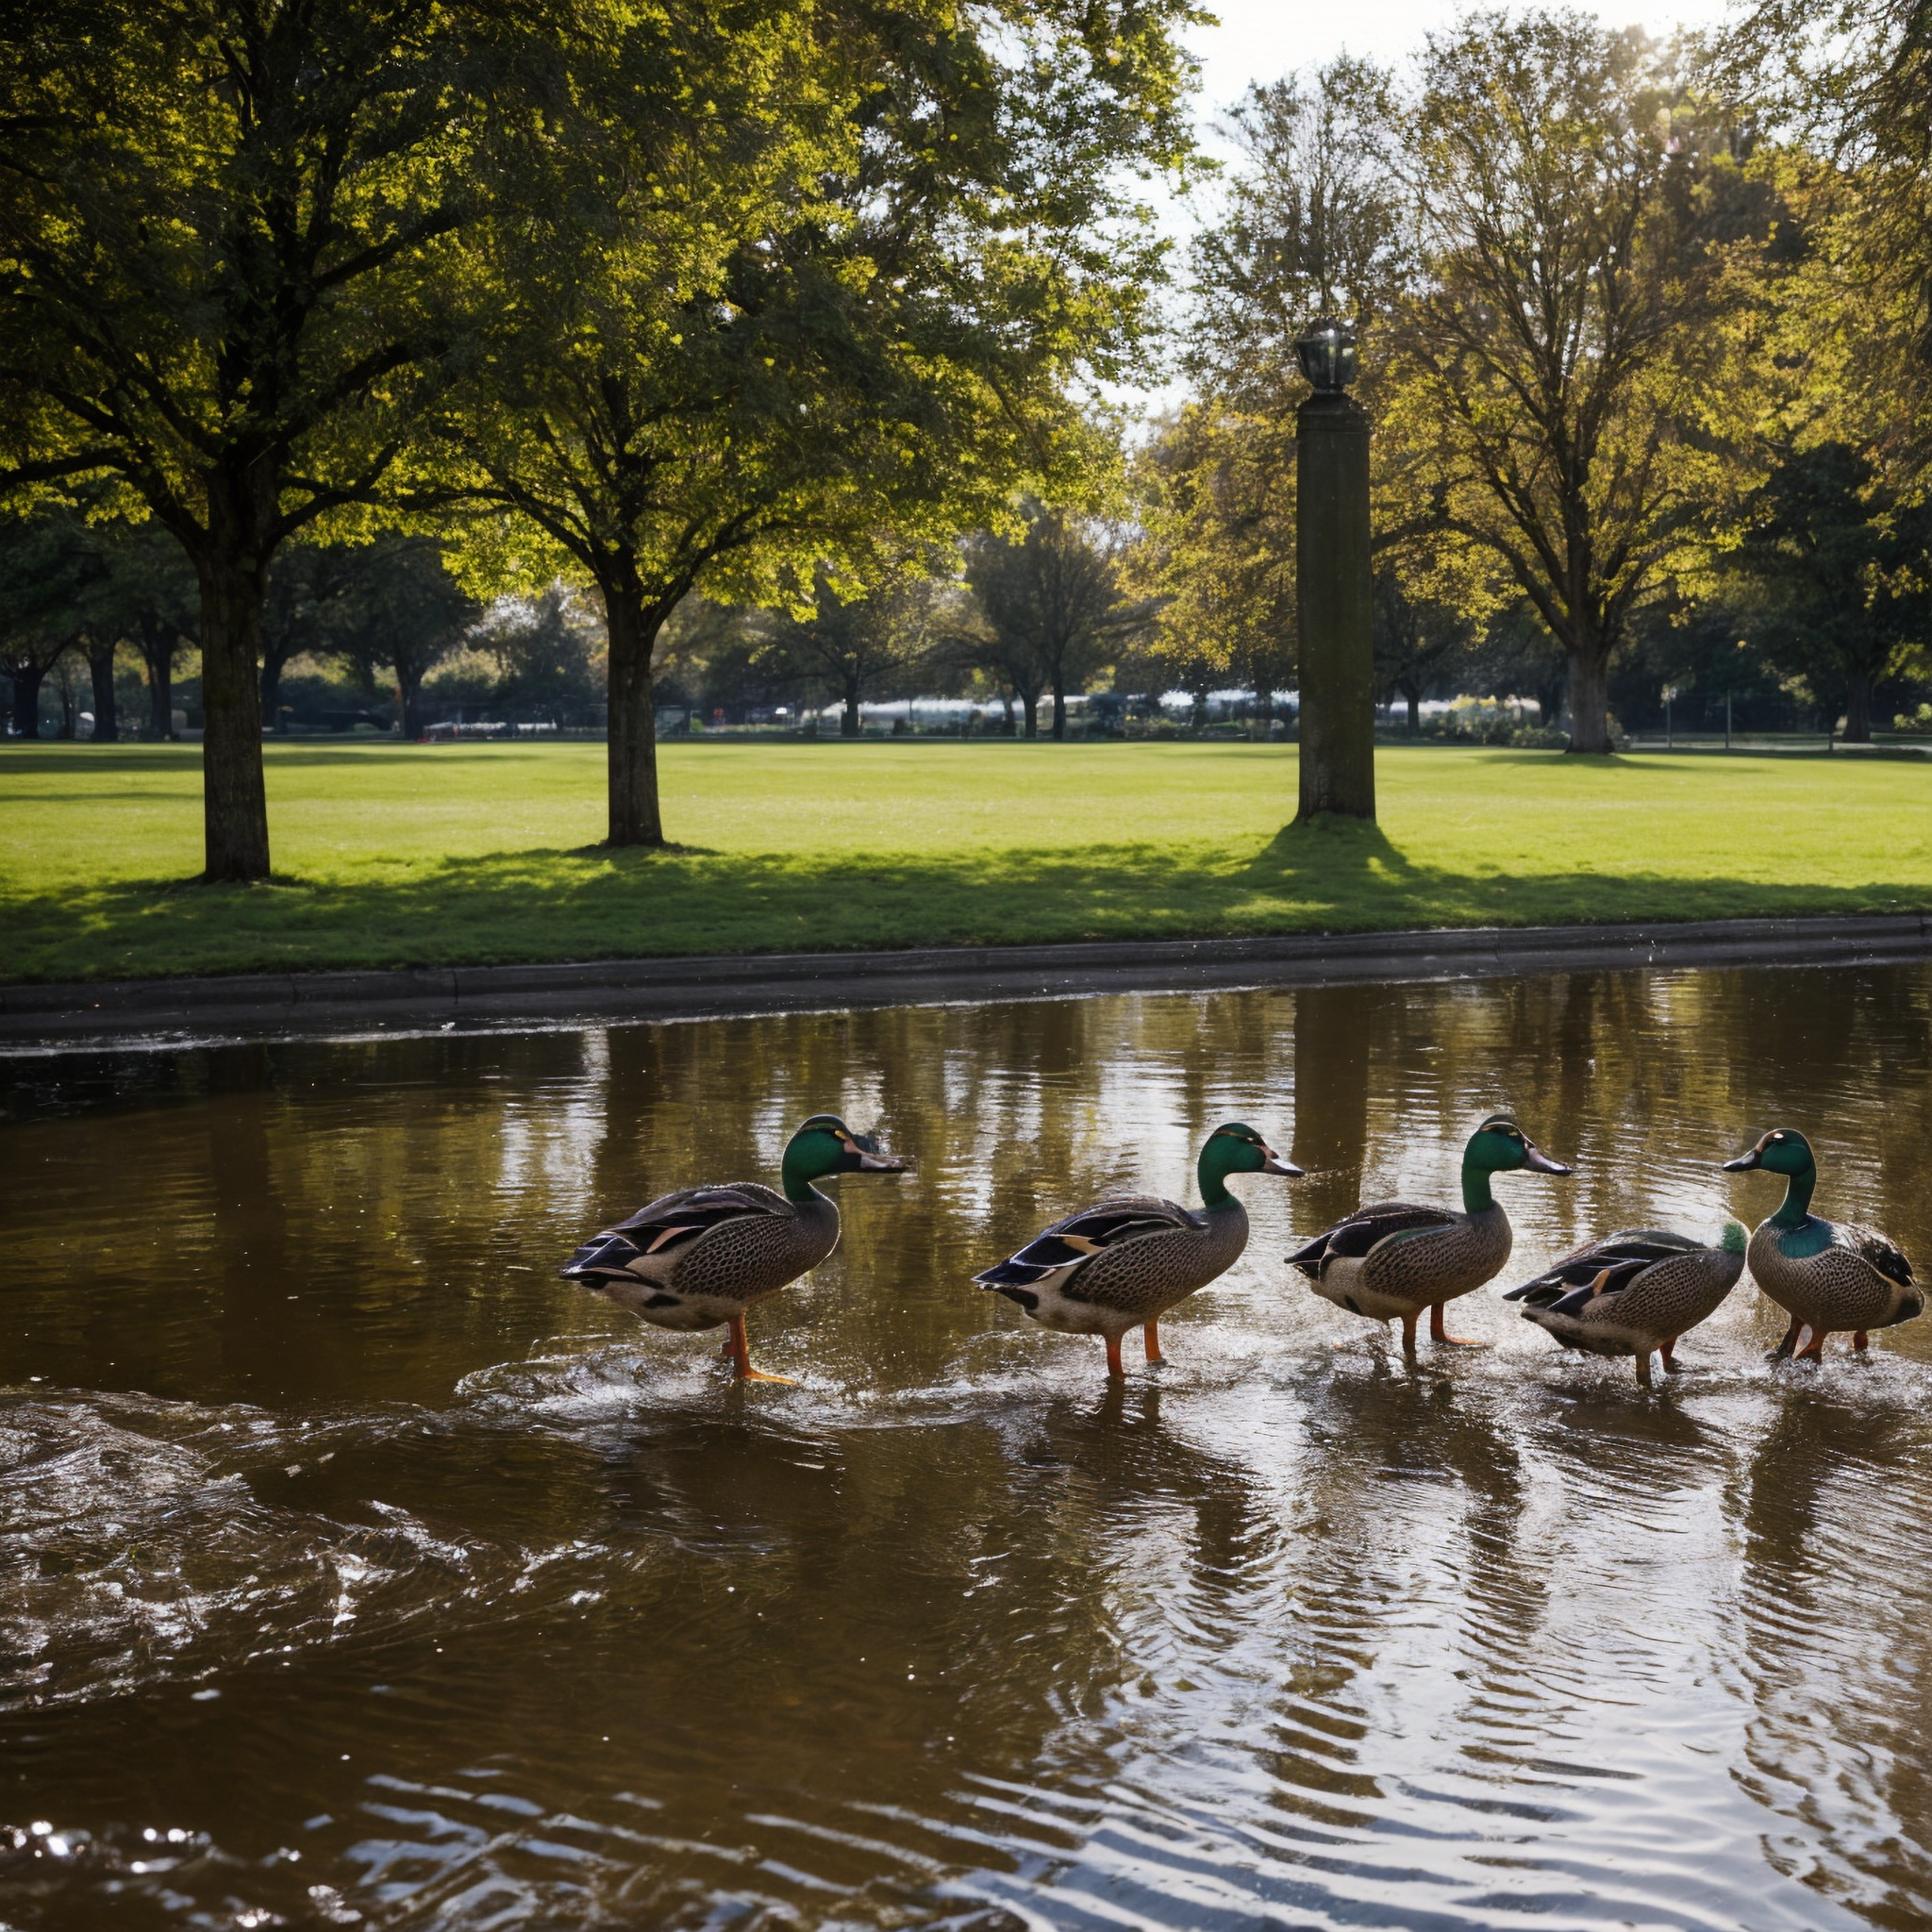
[1288,1115,1572,1350]
[1724,1127,1920,1360]
[974,1123,1301,1377]
[1505,1222,1747,1385]
[560,1115,906,1381]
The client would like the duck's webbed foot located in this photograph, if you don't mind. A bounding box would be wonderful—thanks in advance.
[1767,1315,1804,1361]
[1793,1325,1829,1363]
[1429,1301,1486,1347]
[724,1314,794,1384]
[1143,1320,1166,1367]
[1105,1333,1126,1379]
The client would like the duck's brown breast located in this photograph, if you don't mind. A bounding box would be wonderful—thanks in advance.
[1749,1220,1909,1332]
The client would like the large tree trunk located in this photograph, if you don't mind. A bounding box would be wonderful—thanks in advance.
[842,686,860,737]
[1565,641,1613,755]
[603,561,667,848]
[1842,667,1873,743]
[195,471,276,879]
[1021,691,1039,740]
[88,640,120,742]
[1050,682,1067,740]
[1406,688,1421,736]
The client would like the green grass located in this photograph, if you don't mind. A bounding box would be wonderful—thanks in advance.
[4,738,1930,982]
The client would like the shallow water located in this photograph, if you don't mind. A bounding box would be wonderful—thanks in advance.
[3,965,1930,1932]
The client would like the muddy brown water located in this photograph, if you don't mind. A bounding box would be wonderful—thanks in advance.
[3,965,1931,1931]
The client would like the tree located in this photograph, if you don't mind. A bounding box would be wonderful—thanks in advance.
[94,523,198,741]
[259,548,360,733]
[329,538,479,739]
[1188,58,1411,407]
[1374,576,1474,735]
[0,1,556,874]
[1128,404,1297,735]
[1158,60,1408,737]
[0,512,101,737]
[1387,13,1748,754]
[443,0,1194,841]
[965,508,1138,740]
[1733,1,1932,472]
[759,564,944,739]
[1728,441,1932,740]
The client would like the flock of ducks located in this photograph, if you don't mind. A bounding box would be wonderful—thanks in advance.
[560,1115,1922,1388]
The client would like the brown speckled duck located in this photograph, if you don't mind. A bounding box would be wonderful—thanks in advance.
[1289,1116,1572,1350]
[974,1124,1300,1377]
[560,1115,906,1381]
[1505,1223,1747,1385]
[1724,1128,1921,1360]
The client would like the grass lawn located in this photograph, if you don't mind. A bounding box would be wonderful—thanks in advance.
[3,738,1930,982]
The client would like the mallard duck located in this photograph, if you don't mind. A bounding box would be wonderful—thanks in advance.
[1504,1223,1746,1385]
[559,1115,906,1381]
[1723,1127,1921,1359]
[974,1123,1300,1376]
[1288,1115,1572,1350]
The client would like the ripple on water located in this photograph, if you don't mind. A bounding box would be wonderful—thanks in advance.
[5,968,1932,1929]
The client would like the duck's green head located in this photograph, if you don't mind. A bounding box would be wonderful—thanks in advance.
[1198,1122,1301,1205]
[1723,1127,1814,1177]
[1204,1122,1303,1179]
[782,1114,907,1194]
[1464,1115,1571,1176]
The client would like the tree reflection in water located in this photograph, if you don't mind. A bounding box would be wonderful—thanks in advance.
[1,961,1928,1930]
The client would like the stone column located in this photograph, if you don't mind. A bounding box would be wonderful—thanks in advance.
[1295,388,1376,822]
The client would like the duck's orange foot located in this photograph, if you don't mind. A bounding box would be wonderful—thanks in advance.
[1429,1305,1486,1347]
[736,1367,797,1384]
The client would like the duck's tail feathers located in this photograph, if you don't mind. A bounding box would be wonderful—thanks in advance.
[561,1232,659,1283]
[1285,1233,1330,1275]
[974,1257,1054,1289]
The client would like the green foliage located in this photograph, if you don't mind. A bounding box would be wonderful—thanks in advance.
[963,508,1141,739]
[754,564,954,737]
[1726,441,1932,740]
[0,0,572,874]
[433,0,1199,841]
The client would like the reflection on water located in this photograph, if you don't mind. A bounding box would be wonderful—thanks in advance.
[2,965,1930,1930]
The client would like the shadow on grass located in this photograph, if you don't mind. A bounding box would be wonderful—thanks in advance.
[5,819,1930,982]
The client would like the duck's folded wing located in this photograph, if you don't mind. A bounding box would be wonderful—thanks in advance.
[1505,1229,1698,1304]
[561,1185,787,1284]
[1288,1202,1457,1277]
[1540,1255,1655,1317]
[1838,1221,1914,1289]
[975,1195,1197,1288]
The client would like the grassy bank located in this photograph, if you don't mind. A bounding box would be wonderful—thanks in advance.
[4,739,1929,982]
